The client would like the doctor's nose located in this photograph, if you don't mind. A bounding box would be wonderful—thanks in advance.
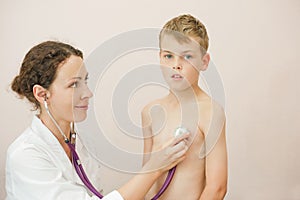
[81,85,93,99]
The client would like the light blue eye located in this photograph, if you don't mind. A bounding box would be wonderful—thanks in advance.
[165,54,173,59]
[184,55,192,60]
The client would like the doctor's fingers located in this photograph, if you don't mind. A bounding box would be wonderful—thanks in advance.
[166,140,188,161]
[170,149,188,167]
[160,132,189,150]
[172,132,190,145]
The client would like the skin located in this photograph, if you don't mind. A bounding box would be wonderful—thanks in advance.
[143,34,227,200]
[32,55,189,200]
[33,55,92,160]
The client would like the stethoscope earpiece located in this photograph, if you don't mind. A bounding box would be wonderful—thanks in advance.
[43,99,48,110]
[43,95,49,109]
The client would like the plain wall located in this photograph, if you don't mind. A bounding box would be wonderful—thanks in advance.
[1,0,299,199]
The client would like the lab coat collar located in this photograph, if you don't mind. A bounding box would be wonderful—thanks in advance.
[30,115,65,148]
[29,115,78,182]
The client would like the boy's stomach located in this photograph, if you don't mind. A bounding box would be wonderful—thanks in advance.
[148,124,206,199]
[150,133,206,199]
[151,158,206,200]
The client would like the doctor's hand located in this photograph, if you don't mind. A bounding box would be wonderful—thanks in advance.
[142,133,190,174]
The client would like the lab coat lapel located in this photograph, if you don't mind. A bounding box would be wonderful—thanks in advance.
[30,116,80,183]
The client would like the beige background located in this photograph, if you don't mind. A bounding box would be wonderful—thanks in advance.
[1,0,299,199]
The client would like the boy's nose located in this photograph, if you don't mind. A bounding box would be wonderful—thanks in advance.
[173,65,182,70]
[172,57,183,70]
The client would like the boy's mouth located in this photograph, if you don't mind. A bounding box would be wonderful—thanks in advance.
[171,74,183,80]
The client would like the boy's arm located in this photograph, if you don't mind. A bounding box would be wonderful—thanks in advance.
[199,104,228,200]
[141,106,153,165]
[141,106,157,199]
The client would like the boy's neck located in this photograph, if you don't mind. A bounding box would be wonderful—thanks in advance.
[168,84,206,103]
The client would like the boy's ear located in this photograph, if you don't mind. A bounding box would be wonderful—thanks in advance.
[32,85,50,104]
[201,53,210,71]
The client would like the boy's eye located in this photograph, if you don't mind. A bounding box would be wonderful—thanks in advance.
[164,54,173,59]
[184,55,192,60]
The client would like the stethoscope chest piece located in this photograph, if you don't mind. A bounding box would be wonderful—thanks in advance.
[173,126,189,138]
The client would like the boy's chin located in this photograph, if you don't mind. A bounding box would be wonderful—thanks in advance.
[169,84,193,92]
[165,79,198,92]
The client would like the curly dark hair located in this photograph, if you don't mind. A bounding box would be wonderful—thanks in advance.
[11,41,83,110]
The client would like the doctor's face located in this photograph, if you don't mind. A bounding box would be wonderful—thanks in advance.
[47,55,93,123]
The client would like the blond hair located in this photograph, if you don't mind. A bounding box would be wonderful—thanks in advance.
[159,14,209,52]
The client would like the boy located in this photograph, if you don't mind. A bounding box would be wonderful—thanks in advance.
[142,14,227,199]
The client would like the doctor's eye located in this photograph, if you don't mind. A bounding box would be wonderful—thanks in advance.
[70,81,78,88]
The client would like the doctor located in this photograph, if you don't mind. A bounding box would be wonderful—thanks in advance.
[6,41,189,200]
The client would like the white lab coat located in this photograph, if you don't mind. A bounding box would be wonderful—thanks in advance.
[5,116,123,200]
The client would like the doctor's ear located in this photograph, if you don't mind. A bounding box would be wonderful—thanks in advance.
[200,53,210,71]
[32,85,50,104]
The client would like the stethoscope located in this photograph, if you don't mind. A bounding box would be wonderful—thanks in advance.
[44,98,187,199]
[43,98,104,198]
[150,127,188,200]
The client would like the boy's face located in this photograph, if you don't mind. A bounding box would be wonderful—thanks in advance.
[159,33,208,92]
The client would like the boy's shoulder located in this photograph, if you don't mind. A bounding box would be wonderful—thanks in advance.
[198,97,226,134]
[142,97,168,113]
[198,95,224,114]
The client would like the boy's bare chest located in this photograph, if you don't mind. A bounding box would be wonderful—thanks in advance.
[150,104,204,149]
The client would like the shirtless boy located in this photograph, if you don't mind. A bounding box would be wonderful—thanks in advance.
[142,14,227,200]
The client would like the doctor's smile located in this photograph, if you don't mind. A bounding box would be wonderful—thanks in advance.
[75,105,89,110]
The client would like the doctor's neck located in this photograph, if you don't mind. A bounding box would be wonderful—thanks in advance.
[39,112,72,145]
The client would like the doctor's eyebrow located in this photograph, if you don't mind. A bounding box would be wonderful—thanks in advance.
[70,73,89,80]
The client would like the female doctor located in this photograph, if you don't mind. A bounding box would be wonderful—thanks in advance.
[6,41,189,200]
